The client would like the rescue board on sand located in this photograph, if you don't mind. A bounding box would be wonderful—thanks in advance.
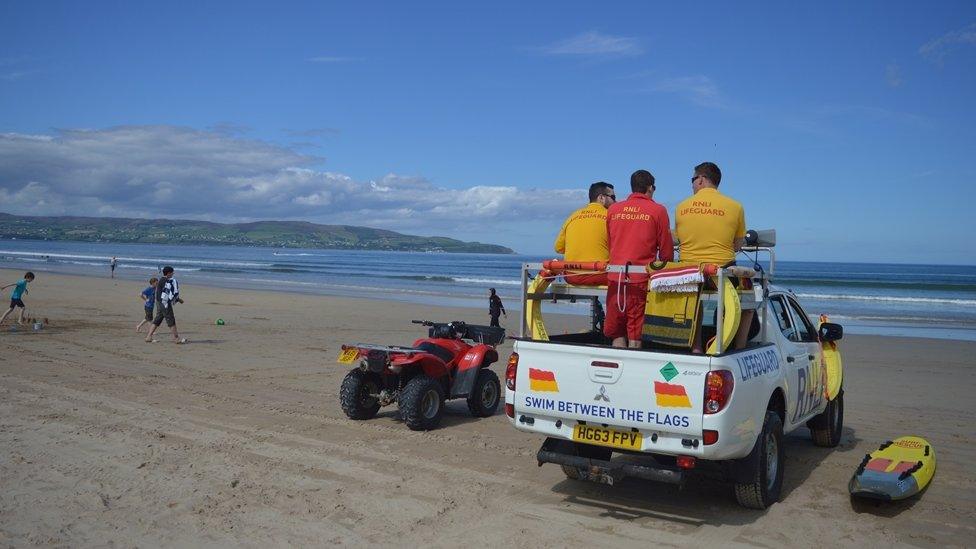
[849,436,936,501]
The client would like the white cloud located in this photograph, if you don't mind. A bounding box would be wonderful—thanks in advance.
[0,126,584,235]
[885,62,903,87]
[541,31,642,57]
[651,75,726,109]
[919,22,976,64]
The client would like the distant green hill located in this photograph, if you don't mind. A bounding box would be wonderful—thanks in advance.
[0,213,514,254]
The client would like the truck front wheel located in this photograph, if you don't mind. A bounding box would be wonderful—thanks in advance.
[734,411,784,509]
[808,388,844,447]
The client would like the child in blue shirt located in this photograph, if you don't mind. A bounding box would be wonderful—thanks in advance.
[136,277,159,333]
[1,271,35,326]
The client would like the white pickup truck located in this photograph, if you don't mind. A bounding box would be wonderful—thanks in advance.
[504,234,845,509]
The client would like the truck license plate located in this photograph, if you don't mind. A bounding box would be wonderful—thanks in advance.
[337,348,360,364]
[572,424,642,451]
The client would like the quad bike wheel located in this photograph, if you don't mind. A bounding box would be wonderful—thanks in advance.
[339,368,382,420]
[466,369,501,417]
[399,375,445,431]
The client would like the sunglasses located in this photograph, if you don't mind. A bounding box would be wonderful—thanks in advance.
[691,175,703,183]
[603,193,617,200]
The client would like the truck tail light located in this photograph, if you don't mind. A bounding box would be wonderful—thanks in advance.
[505,403,515,418]
[704,370,734,414]
[677,456,696,469]
[505,352,519,391]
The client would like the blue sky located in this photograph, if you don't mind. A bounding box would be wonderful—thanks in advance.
[1,1,975,263]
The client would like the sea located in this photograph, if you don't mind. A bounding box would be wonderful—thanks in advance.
[2,239,975,342]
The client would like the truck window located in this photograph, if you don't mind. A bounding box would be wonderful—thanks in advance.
[769,296,796,340]
[786,297,818,343]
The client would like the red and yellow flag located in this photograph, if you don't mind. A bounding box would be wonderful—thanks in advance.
[654,381,692,408]
[529,368,559,392]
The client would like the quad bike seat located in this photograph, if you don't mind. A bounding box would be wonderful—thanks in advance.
[414,341,455,364]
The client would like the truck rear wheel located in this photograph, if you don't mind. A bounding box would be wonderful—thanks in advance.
[466,369,500,417]
[734,411,784,509]
[339,368,381,420]
[809,388,844,447]
[398,375,445,431]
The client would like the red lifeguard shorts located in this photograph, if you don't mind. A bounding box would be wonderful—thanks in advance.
[603,280,648,341]
[564,272,608,286]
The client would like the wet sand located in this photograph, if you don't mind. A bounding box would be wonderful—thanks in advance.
[1,268,974,547]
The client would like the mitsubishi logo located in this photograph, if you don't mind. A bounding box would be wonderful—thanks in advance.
[594,386,610,402]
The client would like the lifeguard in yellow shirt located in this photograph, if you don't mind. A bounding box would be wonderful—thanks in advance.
[554,181,615,285]
[675,162,753,351]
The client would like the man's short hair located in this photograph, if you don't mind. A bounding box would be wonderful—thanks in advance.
[24,271,35,279]
[162,266,174,275]
[694,162,722,187]
[630,170,655,193]
[588,181,614,202]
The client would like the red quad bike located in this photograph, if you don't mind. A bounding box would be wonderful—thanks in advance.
[337,320,506,431]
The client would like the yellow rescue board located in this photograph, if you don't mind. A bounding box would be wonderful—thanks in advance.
[525,274,552,341]
[706,276,740,355]
[850,436,936,501]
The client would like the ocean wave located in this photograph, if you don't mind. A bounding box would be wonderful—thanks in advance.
[271,252,315,256]
[0,250,270,268]
[796,292,976,307]
[453,277,522,286]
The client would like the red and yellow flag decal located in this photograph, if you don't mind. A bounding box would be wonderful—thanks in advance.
[529,368,559,392]
[654,381,692,408]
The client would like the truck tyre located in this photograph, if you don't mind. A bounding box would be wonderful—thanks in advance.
[399,375,445,431]
[734,411,784,509]
[466,369,501,417]
[809,388,844,448]
[561,443,612,480]
[339,368,381,420]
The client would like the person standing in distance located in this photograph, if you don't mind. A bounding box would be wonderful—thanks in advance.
[604,170,673,348]
[554,181,615,285]
[675,161,752,352]
[110,256,117,278]
[488,288,506,328]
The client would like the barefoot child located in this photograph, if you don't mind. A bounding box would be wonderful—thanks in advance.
[0,272,35,327]
[136,277,158,332]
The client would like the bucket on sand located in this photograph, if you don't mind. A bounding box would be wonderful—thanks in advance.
[32,322,43,332]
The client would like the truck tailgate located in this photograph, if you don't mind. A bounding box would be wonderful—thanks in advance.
[513,340,708,438]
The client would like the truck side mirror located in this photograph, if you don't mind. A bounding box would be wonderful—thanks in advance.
[819,322,843,342]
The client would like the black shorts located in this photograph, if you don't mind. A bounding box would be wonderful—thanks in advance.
[152,305,176,327]
[10,298,25,309]
[144,307,154,322]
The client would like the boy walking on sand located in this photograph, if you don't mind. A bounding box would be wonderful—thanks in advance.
[136,277,158,333]
[145,266,187,344]
[0,272,35,326]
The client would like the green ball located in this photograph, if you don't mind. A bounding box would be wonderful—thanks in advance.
[215,318,225,325]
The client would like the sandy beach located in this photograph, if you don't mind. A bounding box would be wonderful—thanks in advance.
[1,268,974,547]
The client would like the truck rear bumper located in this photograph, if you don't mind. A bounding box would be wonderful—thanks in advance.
[537,437,685,486]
